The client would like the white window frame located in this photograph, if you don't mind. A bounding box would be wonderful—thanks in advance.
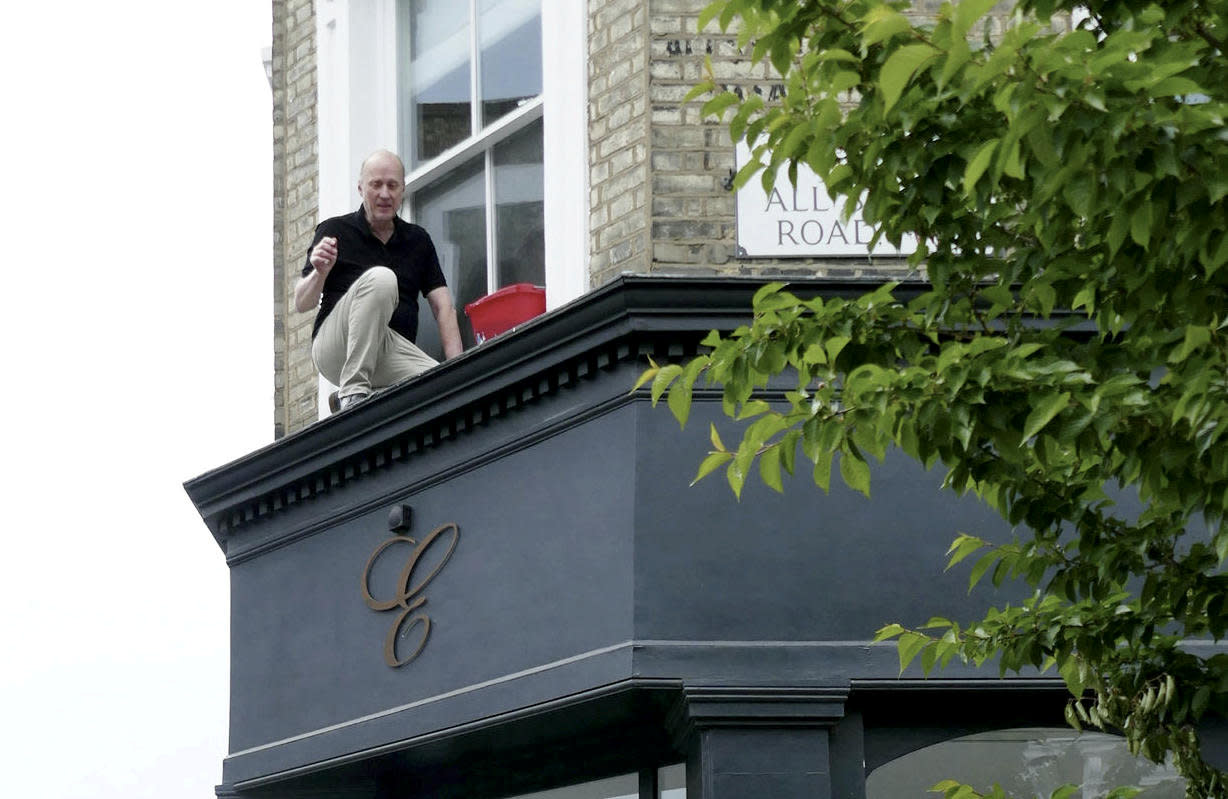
[312,0,588,415]
[540,0,588,309]
[401,97,545,295]
[393,0,587,310]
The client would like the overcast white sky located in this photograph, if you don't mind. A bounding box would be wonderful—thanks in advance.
[1,2,273,795]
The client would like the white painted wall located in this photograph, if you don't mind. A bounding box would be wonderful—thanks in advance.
[541,0,589,309]
[317,0,350,219]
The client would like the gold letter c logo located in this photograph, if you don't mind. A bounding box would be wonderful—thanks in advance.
[360,523,459,667]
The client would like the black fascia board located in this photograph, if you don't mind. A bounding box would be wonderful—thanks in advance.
[182,274,904,552]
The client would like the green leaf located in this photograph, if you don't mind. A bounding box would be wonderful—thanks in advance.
[701,91,740,120]
[921,640,939,674]
[1058,656,1085,698]
[947,534,988,569]
[1107,210,1129,257]
[726,450,748,499]
[1169,325,1211,363]
[825,335,851,364]
[753,281,787,307]
[1029,280,1056,318]
[1002,139,1024,179]
[650,364,683,405]
[940,38,972,87]
[1130,201,1152,248]
[839,451,872,497]
[861,8,911,46]
[875,623,906,642]
[631,357,659,393]
[897,631,930,673]
[1023,392,1070,441]
[813,450,834,492]
[1071,285,1095,314]
[759,444,784,492]
[737,399,772,420]
[696,1,722,33]
[1205,230,1228,278]
[682,79,716,105]
[1150,76,1203,97]
[669,357,708,428]
[692,451,733,485]
[816,48,859,64]
[1193,684,1212,719]
[729,94,765,143]
[964,138,1000,195]
[953,0,1001,37]
[1065,701,1082,732]
[803,342,828,365]
[968,549,1003,590]
[880,44,939,113]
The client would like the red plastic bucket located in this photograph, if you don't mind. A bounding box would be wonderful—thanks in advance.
[464,283,546,343]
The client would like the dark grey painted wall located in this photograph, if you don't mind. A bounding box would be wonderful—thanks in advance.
[631,394,1014,646]
[224,375,1034,783]
[228,405,638,754]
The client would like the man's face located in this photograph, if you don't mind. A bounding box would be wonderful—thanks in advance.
[359,155,405,227]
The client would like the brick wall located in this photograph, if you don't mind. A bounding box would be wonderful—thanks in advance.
[588,0,653,288]
[586,0,1022,290]
[272,0,319,439]
[640,0,917,283]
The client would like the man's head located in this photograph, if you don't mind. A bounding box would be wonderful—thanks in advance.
[358,150,406,230]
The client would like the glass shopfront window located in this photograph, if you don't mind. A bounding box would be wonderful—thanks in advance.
[658,764,685,799]
[494,767,684,799]
[503,773,638,799]
[866,727,1185,798]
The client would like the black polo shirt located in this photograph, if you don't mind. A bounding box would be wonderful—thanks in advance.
[302,208,447,342]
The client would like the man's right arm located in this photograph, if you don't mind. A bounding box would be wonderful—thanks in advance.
[294,236,338,312]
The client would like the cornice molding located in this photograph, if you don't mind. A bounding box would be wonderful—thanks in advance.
[185,276,902,553]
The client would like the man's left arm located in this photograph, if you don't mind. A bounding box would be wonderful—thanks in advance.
[427,286,463,360]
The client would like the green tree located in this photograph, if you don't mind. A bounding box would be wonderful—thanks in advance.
[640,0,1228,795]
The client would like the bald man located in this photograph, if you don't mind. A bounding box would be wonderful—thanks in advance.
[295,150,463,412]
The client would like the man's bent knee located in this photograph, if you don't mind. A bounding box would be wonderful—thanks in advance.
[348,266,399,318]
[358,265,396,287]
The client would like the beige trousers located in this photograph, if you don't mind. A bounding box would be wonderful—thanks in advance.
[311,266,439,400]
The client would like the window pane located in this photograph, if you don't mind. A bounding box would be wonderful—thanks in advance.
[492,117,544,288]
[478,0,542,127]
[866,728,1184,798]
[659,764,685,799]
[413,156,487,353]
[501,773,638,799]
[406,0,472,166]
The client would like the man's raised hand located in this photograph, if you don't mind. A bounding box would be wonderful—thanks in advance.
[310,236,339,276]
